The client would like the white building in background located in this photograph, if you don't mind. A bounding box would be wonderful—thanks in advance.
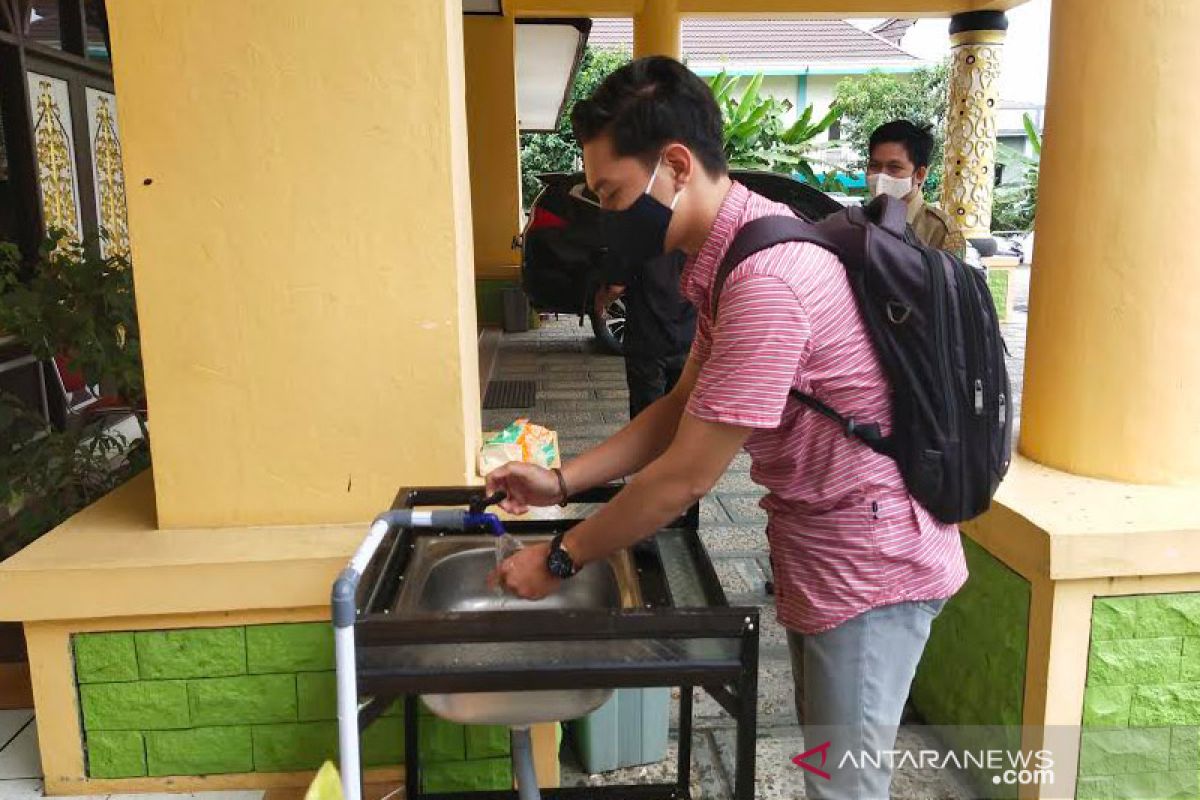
[588,16,1045,176]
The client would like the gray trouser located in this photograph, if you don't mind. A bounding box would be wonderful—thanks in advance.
[787,599,946,800]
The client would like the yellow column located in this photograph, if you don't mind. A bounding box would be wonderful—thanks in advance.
[1020,0,1200,485]
[633,0,681,59]
[107,0,481,527]
[464,15,522,278]
[941,10,1007,255]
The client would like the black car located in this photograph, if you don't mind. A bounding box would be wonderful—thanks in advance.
[519,170,844,353]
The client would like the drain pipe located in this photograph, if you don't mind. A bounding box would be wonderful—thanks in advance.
[510,726,542,800]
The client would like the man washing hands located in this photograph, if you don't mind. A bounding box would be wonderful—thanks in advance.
[483,57,967,800]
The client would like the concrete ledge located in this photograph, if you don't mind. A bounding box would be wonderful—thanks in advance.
[966,455,1200,582]
[0,471,367,622]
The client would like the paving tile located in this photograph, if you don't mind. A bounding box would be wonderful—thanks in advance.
[711,556,769,597]
[560,732,728,799]
[0,719,40,779]
[714,470,764,494]
[709,724,976,800]
[0,711,33,749]
[700,497,732,524]
[677,657,799,729]
[698,525,768,554]
[0,780,49,800]
[717,495,768,525]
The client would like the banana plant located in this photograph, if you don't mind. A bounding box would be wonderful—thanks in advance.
[707,70,840,178]
[1022,112,1042,156]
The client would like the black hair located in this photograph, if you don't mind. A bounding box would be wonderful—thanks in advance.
[571,56,728,176]
[869,120,935,169]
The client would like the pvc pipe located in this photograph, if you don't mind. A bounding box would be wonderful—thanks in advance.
[335,623,361,800]
[511,726,542,800]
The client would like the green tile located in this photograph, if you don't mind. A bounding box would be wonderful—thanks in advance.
[1183,638,1200,682]
[987,268,1010,322]
[1092,597,1139,641]
[145,726,253,777]
[74,633,138,684]
[910,534,1031,746]
[420,715,465,763]
[1075,775,1115,800]
[1170,725,1200,770]
[188,674,297,726]
[1078,728,1172,776]
[252,721,338,773]
[423,757,511,793]
[1112,770,1200,800]
[246,623,334,673]
[80,681,190,731]
[1088,638,1183,686]
[86,730,146,778]
[1131,683,1200,727]
[363,716,405,767]
[1138,594,1200,639]
[297,672,336,721]
[466,725,510,760]
[1083,685,1134,728]
[135,627,246,680]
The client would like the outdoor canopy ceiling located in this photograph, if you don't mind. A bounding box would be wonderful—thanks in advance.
[514,19,590,132]
[462,0,503,13]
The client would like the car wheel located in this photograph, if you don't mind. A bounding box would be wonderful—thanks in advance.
[590,297,626,356]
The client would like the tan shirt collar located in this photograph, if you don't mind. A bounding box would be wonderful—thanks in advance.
[905,191,925,224]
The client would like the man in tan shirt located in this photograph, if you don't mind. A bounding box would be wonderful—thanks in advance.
[866,120,967,259]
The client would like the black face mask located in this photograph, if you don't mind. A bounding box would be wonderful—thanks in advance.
[602,165,681,269]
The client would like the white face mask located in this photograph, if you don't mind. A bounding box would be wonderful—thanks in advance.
[868,172,914,200]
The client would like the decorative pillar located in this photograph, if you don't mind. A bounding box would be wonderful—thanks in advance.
[633,0,680,60]
[464,15,522,278]
[108,0,482,526]
[941,10,1007,257]
[1019,0,1200,485]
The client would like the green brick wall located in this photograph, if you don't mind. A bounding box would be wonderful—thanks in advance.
[1078,593,1200,800]
[987,268,1011,323]
[910,534,1031,797]
[73,622,512,792]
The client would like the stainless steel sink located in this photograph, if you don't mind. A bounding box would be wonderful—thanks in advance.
[394,535,642,726]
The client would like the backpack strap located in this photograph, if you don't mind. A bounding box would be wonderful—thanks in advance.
[788,390,892,457]
[709,214,893,457]
[710,215,838,318]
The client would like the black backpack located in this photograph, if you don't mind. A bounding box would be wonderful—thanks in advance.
[712,194,1012,524]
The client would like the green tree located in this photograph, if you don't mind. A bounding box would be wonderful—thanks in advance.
[991,113,1042,232]
[706,71,840,182]
[833,61,950,200]
[519,46,632,208]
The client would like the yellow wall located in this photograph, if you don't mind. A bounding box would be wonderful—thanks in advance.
[107,0,481,527]
[465,16,523,278]
[1019,0,1200,485]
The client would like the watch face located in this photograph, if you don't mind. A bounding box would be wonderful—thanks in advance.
[547,547,574,579]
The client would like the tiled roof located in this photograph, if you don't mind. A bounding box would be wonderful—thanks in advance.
[587,18,921,66]
[871,18,916,46]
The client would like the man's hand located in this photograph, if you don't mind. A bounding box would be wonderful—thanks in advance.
[485,462,562,514]
[487,541,561,600]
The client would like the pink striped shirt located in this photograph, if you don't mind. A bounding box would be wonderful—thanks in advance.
[683,182,967,634]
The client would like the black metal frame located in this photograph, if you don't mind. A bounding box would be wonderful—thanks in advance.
[349,485,759,800]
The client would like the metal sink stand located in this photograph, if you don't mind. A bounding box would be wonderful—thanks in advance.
[333,485,760,800]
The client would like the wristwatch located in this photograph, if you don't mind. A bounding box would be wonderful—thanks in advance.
[546,533,578,579]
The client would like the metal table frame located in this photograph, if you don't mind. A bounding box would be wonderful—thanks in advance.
[334,486,760,800]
